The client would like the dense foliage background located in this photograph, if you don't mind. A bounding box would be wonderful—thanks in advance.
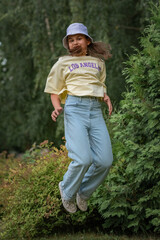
[0,0,159,152]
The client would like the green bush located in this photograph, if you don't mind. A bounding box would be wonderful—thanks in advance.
[0,141,101,239]
[92,3,160,234]
[0,151,23,220]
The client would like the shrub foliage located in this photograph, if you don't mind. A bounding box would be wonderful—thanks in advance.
[0,142,101,239]
[92,3,160,234]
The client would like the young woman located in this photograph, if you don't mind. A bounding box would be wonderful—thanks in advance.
[44,23,113,213]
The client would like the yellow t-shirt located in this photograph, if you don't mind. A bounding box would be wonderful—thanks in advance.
[44,55,107,104]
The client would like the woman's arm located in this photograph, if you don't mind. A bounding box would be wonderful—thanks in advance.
[50,94,63,122]
[104,93,113,116]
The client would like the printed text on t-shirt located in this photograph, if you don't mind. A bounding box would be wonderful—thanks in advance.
[68,62,101,72]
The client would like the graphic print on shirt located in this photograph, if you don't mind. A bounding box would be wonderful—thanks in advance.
[68,62,101,72]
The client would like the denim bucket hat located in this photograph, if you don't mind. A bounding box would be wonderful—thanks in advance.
[63,23,93,49]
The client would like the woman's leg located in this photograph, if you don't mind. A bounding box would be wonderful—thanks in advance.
[61,95,113,201]
[78,113,113,200]
[61,96,92,201]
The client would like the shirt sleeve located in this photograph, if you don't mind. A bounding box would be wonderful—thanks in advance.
[44,59,66,95]
[100,60,107,94]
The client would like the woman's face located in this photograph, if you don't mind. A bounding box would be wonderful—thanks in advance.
[68,34,91,56]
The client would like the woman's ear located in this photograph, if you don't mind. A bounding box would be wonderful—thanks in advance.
[86,36,91,46]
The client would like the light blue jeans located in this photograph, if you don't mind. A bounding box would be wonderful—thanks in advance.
[61,95,113,201]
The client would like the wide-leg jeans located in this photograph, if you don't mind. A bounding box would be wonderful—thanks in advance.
[61,95,113,201]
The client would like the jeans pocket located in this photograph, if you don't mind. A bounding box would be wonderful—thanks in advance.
[64,102,78,115]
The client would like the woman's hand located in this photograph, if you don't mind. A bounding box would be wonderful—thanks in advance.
[51,107,63,122]
[104,93,113,116]
[50,94,63,122]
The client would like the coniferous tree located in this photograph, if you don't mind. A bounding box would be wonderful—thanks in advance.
[93,3,160,233]
[0,0,71,151]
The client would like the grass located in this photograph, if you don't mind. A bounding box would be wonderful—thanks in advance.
[36,233,160,240]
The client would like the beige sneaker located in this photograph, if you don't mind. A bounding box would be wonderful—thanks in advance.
[76,193,88,212]
[59,182,77,213]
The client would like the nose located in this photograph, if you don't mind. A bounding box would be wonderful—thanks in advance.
[73,39,78,46]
